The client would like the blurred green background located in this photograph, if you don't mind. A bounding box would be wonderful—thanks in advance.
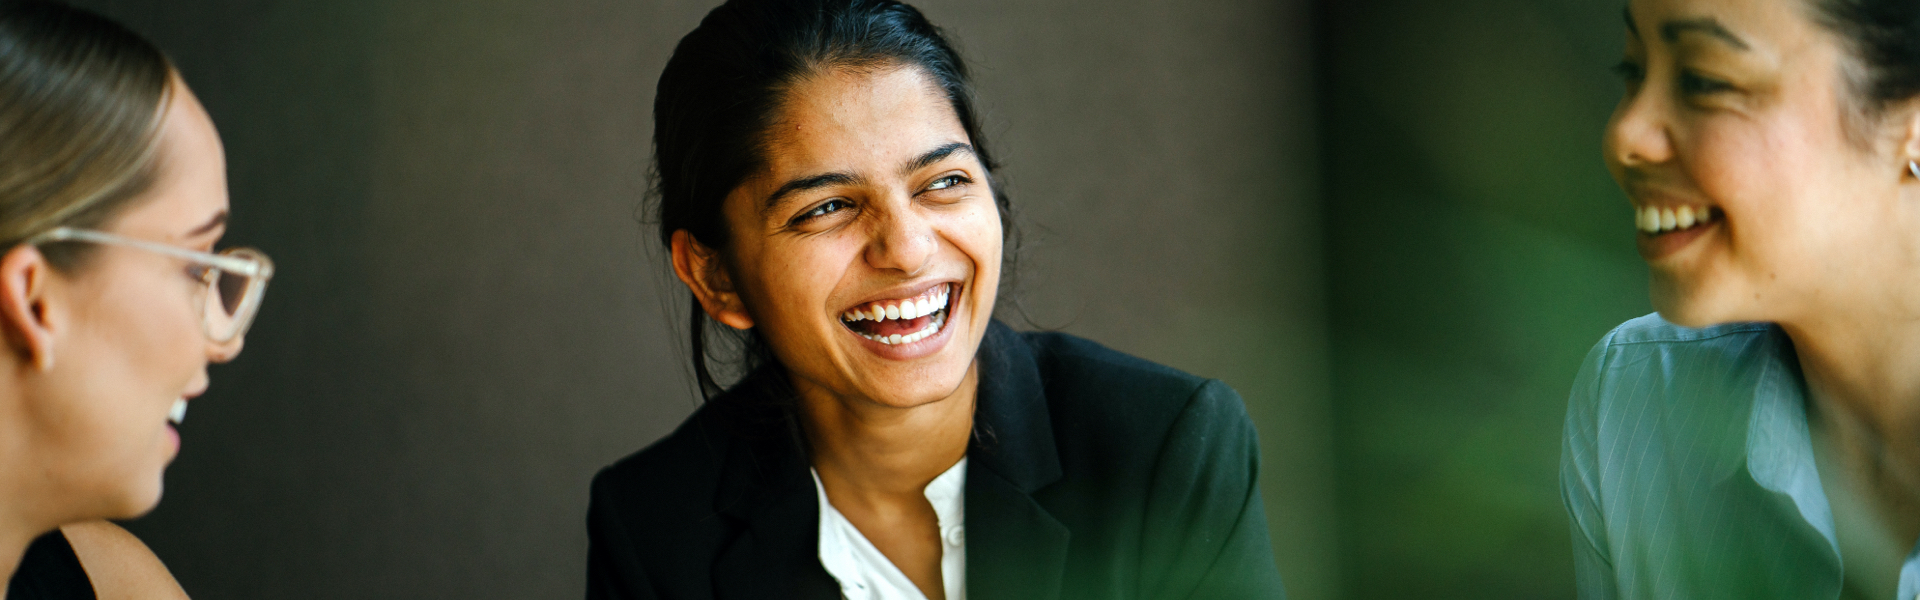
[1321,0,1652,597]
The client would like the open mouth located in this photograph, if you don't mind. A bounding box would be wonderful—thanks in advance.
[839,283,953,346]
[169,398,188,425]
[1636,204,1719,236]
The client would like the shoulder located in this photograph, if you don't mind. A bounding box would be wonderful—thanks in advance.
[59,520,188,600]
[589,402,730,521]
[1011,329,1254,467]
[1564,313,1789,490]
[1017,329,1218,411]
[1573,313,1786,407]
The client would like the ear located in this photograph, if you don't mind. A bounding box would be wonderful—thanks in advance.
[0,244,60,371]
[669,230,754,330]
[1901,102,1920,170]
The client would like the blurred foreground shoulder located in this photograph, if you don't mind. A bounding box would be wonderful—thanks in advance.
[59,520,187,600]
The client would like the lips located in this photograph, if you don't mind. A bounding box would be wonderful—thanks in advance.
[1633,203,1723,261]
[839,283,953,346]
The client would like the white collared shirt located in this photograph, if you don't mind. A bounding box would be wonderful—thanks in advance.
[812,457,967,600]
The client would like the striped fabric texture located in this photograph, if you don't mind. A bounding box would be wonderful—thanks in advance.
[1561,314,1920,600]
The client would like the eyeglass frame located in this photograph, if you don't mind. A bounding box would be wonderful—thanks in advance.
[23,226,274,344]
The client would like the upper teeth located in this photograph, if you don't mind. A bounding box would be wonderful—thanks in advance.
[842,285,951,323]
[1637,205,1715,234]
[169,398,187,425]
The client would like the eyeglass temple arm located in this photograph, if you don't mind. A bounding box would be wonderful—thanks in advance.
[29,227,266,277]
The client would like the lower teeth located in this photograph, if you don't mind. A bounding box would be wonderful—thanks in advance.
[860,310,945,345]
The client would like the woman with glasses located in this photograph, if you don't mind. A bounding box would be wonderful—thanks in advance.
[0,2,272,598]
[1561,0,1920,597]
[586,0,1286,598]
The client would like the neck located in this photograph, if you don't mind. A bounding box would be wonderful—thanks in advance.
[0,373,47,591]
[1780,313,1920,448]
[798,362,976,503]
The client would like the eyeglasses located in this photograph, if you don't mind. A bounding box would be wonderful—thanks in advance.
[26,227,274,344]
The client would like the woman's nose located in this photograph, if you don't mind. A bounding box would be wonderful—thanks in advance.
[864,200,936,275]
[1605,85,1673,170]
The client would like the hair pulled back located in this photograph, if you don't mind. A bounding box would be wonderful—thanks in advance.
[0,0,173,269]
[652,0,1008,399]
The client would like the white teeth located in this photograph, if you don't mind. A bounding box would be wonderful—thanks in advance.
[841,284,954,325]
[855,308,947,345]
[169,398,187,425]
[1636,205,1715,234]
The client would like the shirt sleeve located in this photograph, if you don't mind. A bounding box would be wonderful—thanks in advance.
[1563,331,1620,600]
[1138,379,1289,599]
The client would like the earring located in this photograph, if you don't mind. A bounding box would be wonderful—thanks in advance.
[1910,160,1919,179]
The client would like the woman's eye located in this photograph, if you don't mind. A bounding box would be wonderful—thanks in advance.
[1678,71,1733,96]
[793,198,852,225]
[1611,60,1646,87]
[924,174,969,193]
[185,263,212,283]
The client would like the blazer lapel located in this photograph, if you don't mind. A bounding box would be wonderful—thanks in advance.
[966,322,1071,599]
[707,379,840,600]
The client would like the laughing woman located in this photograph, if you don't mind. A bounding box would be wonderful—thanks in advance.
[585,1,1286,598]
[0,2,272,599]
[1562,0,1920,598]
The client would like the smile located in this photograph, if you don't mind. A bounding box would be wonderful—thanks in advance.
[169,398,188,425]
[839,283,953,346]
[1635,204,1719,235]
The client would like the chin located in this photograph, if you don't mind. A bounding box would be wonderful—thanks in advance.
[110,477,166,520]
[1648,270,1750,328]
[862,361,973,409]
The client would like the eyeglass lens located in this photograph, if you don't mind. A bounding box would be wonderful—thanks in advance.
[202,248,268,342]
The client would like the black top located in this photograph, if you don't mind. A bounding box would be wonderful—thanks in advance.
[586,321,1286,599]
[8,530,96,600]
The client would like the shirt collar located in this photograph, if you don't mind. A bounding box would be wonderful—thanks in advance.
[1740,327,1839,554]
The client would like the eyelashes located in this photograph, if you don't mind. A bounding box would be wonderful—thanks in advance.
[791,198,854,226]
[1610,60,1735,97]
[785,174,975,228]
[1612,60,1646,86]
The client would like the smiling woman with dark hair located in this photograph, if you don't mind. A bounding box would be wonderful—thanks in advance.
[1563,0,1920,598]
[584,0,1287,598]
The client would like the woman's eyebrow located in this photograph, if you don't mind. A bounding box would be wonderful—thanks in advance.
[764,172,861,215]
[902,142,974,175]
[186,210,228,237]
[1661,17,1750,51]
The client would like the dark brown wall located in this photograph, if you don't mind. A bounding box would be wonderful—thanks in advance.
[67,1,1328,598]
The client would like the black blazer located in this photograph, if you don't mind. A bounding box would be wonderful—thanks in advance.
[586,322,1286,599]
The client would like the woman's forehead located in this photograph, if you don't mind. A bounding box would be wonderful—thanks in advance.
[113,80,229,239]
[763,66,964,171]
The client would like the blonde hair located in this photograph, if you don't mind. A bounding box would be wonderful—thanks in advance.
[0,0,173,269]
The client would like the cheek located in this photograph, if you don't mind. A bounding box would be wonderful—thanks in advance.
[78,272,206,398]
[1687,116,1826,250]
[946,199,1002,277]
[745,235,861,330]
